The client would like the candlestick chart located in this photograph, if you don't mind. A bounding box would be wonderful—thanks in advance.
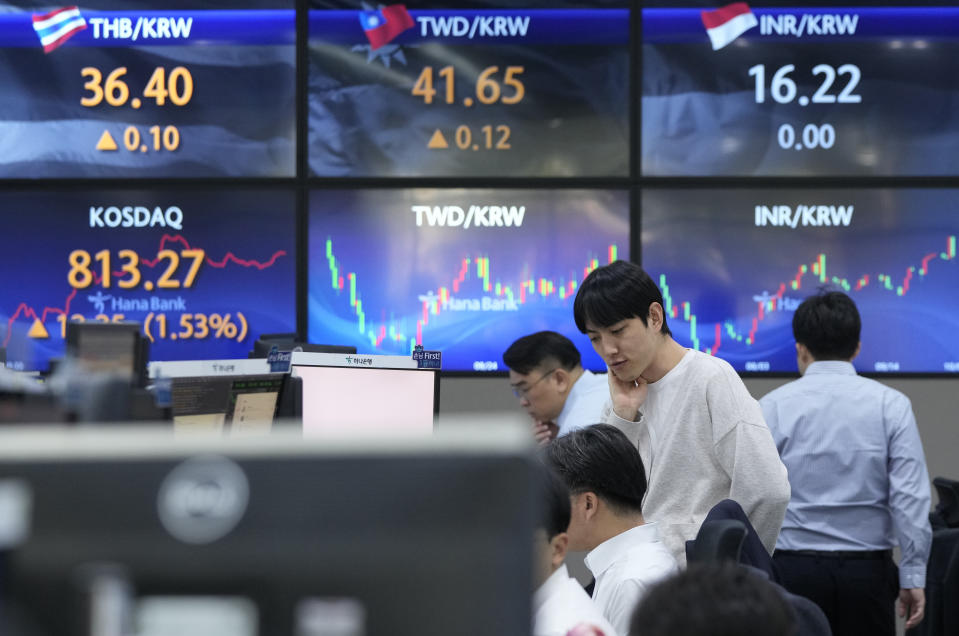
[308,188,630,372]
[642,188,959,373]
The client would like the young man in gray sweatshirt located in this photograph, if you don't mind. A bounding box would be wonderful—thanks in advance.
[572,260,790,563]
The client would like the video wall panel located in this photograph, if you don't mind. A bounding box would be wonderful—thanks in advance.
[642,188,959,374]
[0,0,956,376]
[308,1,629,177]
[642,4,959,176]
[0,189,296,370]
[0,1,295,178]
[308,188,629,372]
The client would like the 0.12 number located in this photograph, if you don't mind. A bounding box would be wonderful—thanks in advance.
[454,124,511,150]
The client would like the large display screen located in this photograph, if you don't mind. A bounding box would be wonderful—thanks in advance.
[642,4,959,176]
[0,1,295,178]
[308,1,629,177]
[1,189,296,371]
[641,188,959,374]
[308,188,629,372]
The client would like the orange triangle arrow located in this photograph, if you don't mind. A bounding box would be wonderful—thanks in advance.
[27,319,49,339]
[96,130,118,151]
[427,129,449,149]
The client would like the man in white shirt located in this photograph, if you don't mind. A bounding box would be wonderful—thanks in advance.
[534,467,618,636]
[504,331,609,444]
[572,261,790,563]
[546,424,677,635]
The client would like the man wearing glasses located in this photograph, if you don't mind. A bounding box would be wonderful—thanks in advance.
[503,331,609,445]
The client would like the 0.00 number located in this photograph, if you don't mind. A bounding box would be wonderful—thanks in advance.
[777,123,835,150]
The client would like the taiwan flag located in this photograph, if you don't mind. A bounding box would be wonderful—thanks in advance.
[359,4,415,50]
[701,3,757,50]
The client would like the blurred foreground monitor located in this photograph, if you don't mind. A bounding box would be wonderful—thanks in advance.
[0,425,534,636]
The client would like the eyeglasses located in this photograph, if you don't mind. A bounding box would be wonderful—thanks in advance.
[511,368,558,399]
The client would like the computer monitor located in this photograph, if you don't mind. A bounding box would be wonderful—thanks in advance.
[290,352,439,437]
[0,426,535,636]
[248,334,357,359]
[171,375,285,435]
[0,391,63,425]
[147,359,295,432]
[148,359,275,380]
[64,322,145,385]
[0,368,54,425]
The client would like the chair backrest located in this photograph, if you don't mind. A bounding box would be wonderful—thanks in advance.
[686,499,779,581]
[906,527,959,636]
[933,477,959,528]
[687,501,833,636]
[688,520,746,565]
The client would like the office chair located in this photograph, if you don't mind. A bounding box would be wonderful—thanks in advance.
[907,527,959,636]
[686,500,832,636]
[687,520,746,565]
[686,499,780,581]
[932,477,959,528]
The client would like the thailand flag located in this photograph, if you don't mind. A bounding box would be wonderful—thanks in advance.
[33,6,87,53]
[701,3,757,51]
[359,4,415,50]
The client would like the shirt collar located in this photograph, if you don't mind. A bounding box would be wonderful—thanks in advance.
[585,522,660,578]
[557,371,591,422]
[649,349,691,389]
[533,563,570,612]
[804,360,857,376]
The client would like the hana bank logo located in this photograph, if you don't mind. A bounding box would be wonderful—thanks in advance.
[33,5,87,53]
[87,291,112,314]
[701,2,757,50]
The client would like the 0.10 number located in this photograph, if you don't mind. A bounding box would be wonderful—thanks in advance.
[123,125,180,152]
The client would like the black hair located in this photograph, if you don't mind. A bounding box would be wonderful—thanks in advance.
[537,465,571,540]
[572,261,671,337]
[544,424,646,515]
[502,331,581,375]
[792,290,861,361]
[631,564,797,636]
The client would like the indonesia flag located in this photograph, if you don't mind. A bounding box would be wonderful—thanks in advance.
[32,6,87,53]
[359,4,415,50]
[701,3,757,51]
